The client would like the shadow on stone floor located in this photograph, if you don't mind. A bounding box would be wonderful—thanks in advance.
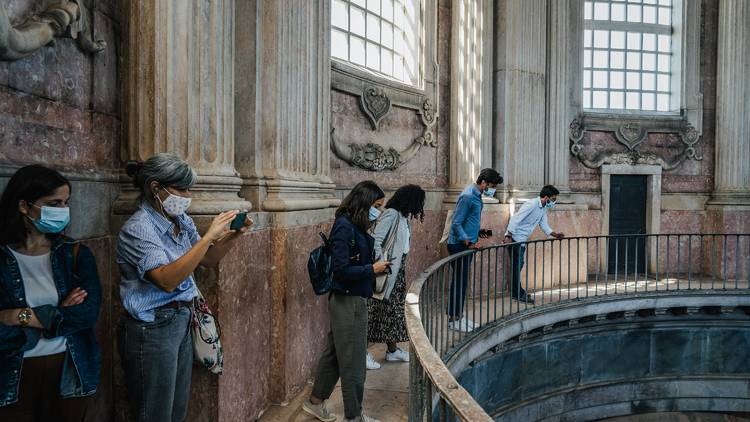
[259,343,410,422]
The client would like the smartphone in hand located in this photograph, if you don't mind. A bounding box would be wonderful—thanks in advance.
[230,212,247,231]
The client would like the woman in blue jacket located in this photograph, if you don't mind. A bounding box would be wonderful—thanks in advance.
[304,181,391,422]
[0,165,101,421]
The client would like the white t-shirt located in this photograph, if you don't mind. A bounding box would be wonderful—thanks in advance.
[10,250,67,358]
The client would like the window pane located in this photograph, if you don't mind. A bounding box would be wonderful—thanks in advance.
[382,0,394,22]
[332,0,349,30]
[583,89,592,108]
[626,52,640,69]
[644,0,657,4]
[626,71,640,89]
[612,3,626,21]
[366,42,380,69]
[626,92,640,109]
[593,70,608,88]
[594,51,609,68]
[643,6,656,23]
[642,93,655,110]
[332,29,349,59]
[584,70,592,88]
[657,94,669,111]
[642,53,656,71]
[658,34,670,52]
[382,22,394,48]
[367,0,381,14]
[584,29,593,48]
[627,32,641,50]
[659,7,671,25]
[594,2,609,20]
[381,49,393,74]
[584,50,593,67]
[659,0,671,5]
[367,14,380,42]
[657,74,669,91]
[393,57,404,80]
[352,0,366,7]
[593,90,608,108]
[594,30,609,48]
[611,31,626,49]
[658,54,670,72]
[350,36,366,65]
[585,1,593,19]
[642,73,655,90]
[643,33,656,51]
[627,4,641,22]
[351,6,366,37]
[611,51,625,69]
[611,71,625,89]
[610,91,625,109]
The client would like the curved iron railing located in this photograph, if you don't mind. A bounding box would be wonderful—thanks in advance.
[406,233,750,421]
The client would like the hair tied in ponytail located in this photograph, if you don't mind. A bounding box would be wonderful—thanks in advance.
[125,161,144,178]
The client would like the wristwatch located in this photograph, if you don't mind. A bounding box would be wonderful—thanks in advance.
[17,308,32,327]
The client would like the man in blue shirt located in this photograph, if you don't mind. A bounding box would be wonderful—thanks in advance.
[503,185,566,304]
[447,168,503,332]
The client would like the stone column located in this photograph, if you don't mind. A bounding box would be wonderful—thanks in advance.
[235,0,336,213]
[544,0,582,194]
[117,0,250,214]
[711,0,750,205]
[447,0,494,199]
[494,0,547,197]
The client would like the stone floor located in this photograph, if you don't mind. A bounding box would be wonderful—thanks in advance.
[258,342,410,422]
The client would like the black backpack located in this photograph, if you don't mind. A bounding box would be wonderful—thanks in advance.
[308,232,335,295]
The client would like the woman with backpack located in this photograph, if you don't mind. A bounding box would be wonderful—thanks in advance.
[0,165,102,421]
[365,184,425,370]
[303,181,390,422]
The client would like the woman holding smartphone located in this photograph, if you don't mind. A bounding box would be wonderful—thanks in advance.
[0,165,102,421]
[303,181,389,422]
[116,153,251,422]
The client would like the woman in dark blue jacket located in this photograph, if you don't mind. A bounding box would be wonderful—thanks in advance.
[304,181,390,422]
[0,166,101,422]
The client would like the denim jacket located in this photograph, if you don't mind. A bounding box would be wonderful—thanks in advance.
[330,216,376,298]
[0,238,102,406]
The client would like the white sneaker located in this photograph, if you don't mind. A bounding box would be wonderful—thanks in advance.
[302,399,337,422]
[385,347,410,362]
[366,352,381,370]
[345,415,381,422]
[448,317,478,333]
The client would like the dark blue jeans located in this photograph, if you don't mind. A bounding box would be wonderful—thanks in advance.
[508,242,528,297]
[447,243,474,318]
[117,306,193,422]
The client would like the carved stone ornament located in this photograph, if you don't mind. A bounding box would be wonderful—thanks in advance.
[0,0,105,61]
[359,87,392,130]
[331,98,438,171]
[569,115,704,171]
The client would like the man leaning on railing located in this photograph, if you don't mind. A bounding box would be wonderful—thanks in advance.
[503,185,566,304]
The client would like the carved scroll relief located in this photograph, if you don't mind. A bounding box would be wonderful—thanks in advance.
[331,87,438,172]
[569,115,703,171]
[0,0,105,61]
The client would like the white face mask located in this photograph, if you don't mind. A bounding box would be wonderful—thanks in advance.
[158,189,192,216]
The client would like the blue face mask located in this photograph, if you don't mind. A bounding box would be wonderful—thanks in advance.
[483,187,497,197]
[369,207,381,221]
[30,204,71,234]
[545,200,556,209]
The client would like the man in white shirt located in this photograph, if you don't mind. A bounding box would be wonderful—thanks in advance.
[503,185,565,304]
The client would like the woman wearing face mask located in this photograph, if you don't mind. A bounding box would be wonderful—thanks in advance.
[0,165,102,421]
[303,181,389,422]
[116,153,252,422]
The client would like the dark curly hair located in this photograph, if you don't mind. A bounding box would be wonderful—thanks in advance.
[336,181,385,233]
[386,184,426,222]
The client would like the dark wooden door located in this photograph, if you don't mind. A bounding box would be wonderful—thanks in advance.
[608,175,647,274]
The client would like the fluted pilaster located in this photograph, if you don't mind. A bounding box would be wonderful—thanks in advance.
[235,0,336,212]
[494,0,547,196]
[118,0,250,214]
[544,0,582,193]
[448,0,494,194]
[712,0,750,205]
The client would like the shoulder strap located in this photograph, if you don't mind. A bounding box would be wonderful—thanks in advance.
[72,243,81,274]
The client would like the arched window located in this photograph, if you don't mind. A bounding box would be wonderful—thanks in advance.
[331,0,422,87]
[583,0,678,113]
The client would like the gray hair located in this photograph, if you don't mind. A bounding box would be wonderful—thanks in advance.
[125,153,197,206]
